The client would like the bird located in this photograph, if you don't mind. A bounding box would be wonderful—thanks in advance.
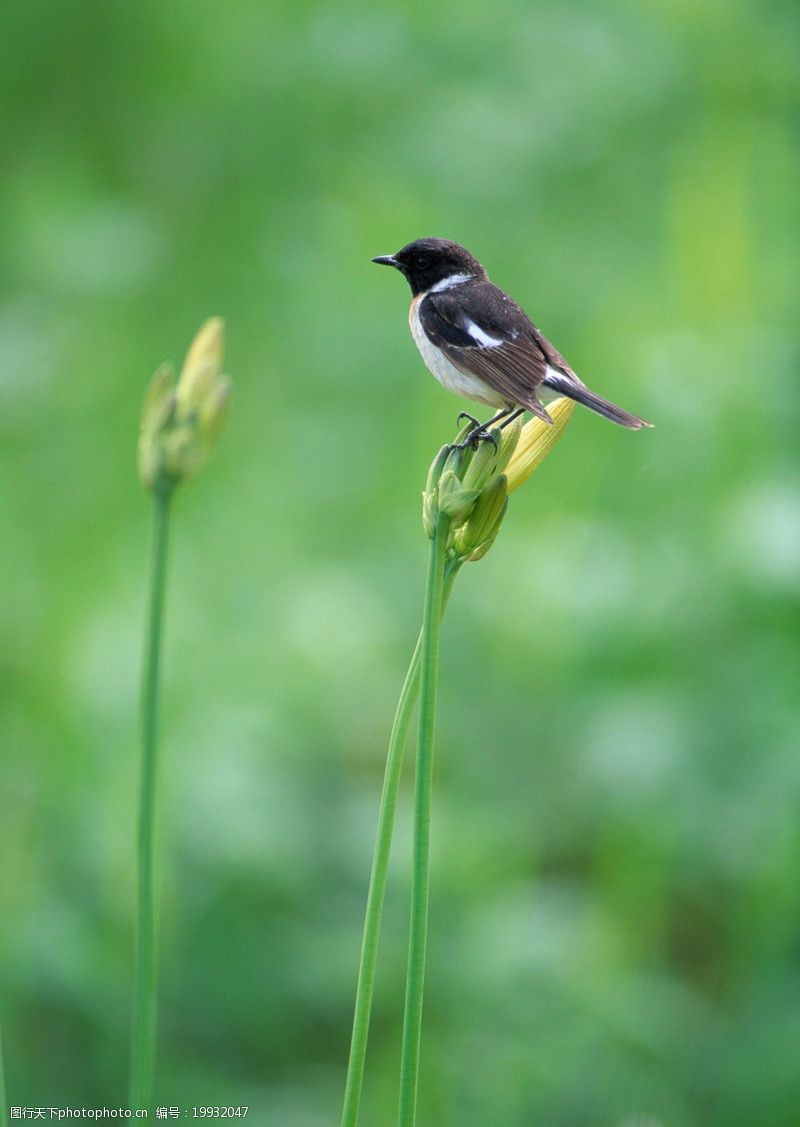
[372,237,652,439]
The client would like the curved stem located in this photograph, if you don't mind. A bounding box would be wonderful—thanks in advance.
[340,632,421,1127]
[129,485,173,1110]
[341,561,460,1127]
[397,513,451,1126]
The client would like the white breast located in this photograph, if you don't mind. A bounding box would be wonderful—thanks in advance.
[409,298,507,409]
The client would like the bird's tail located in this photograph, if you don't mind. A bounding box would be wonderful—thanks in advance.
[543,371,652,430]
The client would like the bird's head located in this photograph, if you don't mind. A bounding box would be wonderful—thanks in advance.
[372,238,485,296]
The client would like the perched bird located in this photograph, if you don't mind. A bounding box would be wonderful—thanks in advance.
[373,237,651,437]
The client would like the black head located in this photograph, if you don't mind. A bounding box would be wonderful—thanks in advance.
[372,237,486,296]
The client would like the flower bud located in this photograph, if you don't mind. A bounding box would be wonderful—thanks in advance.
[437,470,480,523]
[454,474,508,560]
[422,490,437,538]
[141,364,175,424]
[138,319,231,492]
[425,445,452,495]
[493,413,524,475]
[138,366,177,490]
[504,397,574,493]
[442,443,469,479]
[465,533,500,562]
[198,376,232,446]
[176,317,224,415]
[460,431,501,492]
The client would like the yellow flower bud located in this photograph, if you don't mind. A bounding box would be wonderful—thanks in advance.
[198,376,232,446]
[138,318,231,492]
[504,397,574,493]
[175,317,224,416]
[141,364,175,425]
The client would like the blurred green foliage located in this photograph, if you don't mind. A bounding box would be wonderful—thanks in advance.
[1,0,798,1122]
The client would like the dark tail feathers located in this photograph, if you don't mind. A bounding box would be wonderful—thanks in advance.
[542,372,652,430]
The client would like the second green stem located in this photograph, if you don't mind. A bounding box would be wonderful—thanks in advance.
[341,560,459,1127]
[397,511,450,1126]
[129,485,173,1110]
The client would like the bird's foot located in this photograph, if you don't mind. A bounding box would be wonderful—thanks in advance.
[449,413,499,452]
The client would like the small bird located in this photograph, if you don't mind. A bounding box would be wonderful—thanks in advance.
[373,237,651,437]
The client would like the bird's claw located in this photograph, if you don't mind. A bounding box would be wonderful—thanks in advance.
[471,427,499,451]
[449,424,499,452]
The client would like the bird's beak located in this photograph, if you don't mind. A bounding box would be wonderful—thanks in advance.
[372,254,399,268]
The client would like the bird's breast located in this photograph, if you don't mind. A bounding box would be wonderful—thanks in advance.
[408,296,505,408]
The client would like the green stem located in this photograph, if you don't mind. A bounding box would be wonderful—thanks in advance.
[341,630,422,1127]
[0,1018,7,1127]
[397,513,451,1127]
[341,560,461,1127]
[129,484,173,1110]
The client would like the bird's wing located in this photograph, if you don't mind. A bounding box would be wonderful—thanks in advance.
[420,285,554,420]
[529,325,581,384]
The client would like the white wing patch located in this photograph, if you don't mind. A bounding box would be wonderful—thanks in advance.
[463,318,504,348]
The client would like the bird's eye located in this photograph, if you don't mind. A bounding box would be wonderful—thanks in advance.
[416,255,430,270]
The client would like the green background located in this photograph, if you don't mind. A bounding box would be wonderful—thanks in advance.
[1,0,798,1122]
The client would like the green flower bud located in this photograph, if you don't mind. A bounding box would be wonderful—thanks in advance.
[425,445,452,495]
[138,319,231,493]
[437,470,481,523]
[419,398,572,564]
[439,486,482,522]
[138,366,177,490]
[141,364,175,425]
[162,424,202,482]
[442,443,469,480]
[198,376,232,446]
[454,474,508,560]
[460,431,501,492]
[465,533,500,562]
[493,414,524,475]
[422,490,437,538]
